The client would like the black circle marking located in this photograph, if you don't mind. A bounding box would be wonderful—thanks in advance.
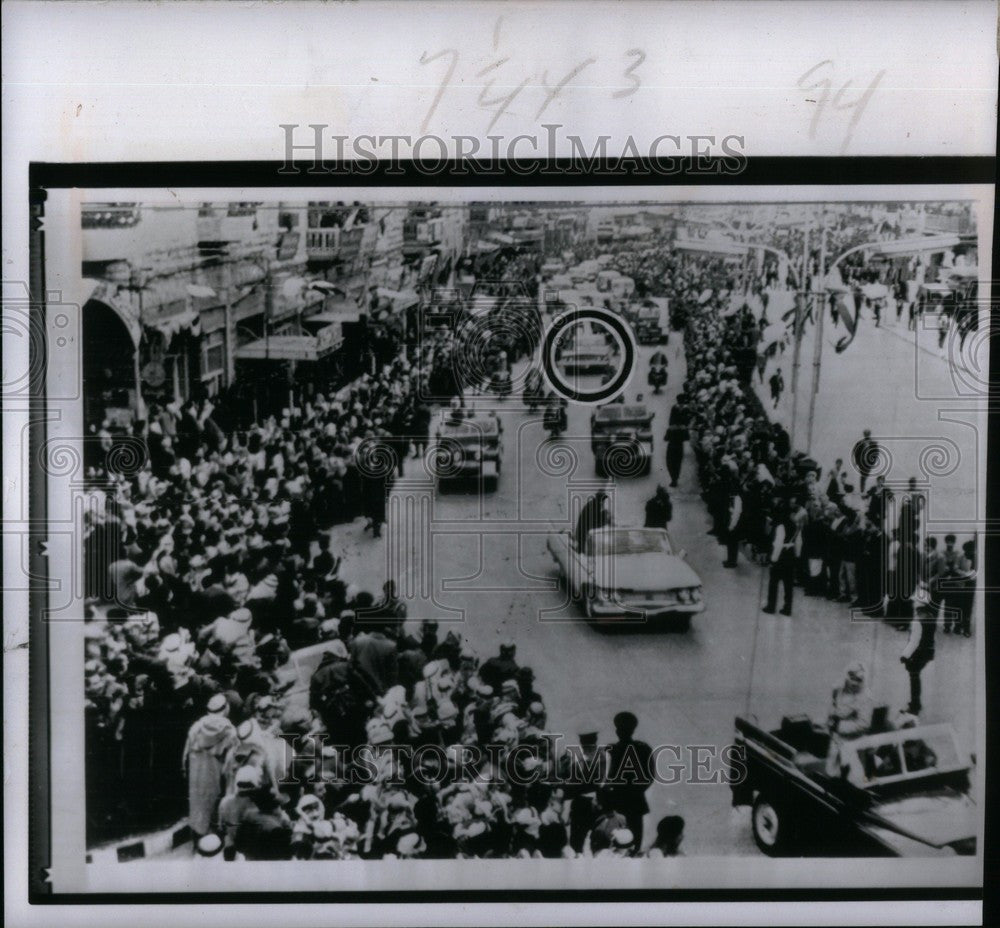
[541,308,636,404]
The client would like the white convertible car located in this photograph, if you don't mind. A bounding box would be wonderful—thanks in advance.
[547,525,705,629]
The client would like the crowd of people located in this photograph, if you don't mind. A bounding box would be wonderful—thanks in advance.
[83,241,683,859]
[84,210,977,856]
[88,587,681,860]
[610,242,978,719]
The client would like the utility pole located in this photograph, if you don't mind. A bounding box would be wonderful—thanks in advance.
[790,223,809,449]
[806,215,827,455]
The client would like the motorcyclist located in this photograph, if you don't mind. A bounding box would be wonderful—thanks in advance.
[491,349,512,397]
[648,350,668,394]
[543,394,568,436]
[524,368,544,411]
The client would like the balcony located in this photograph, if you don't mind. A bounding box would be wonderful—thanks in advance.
[306,228,341,260]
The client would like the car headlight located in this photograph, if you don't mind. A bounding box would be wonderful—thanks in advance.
[691,588,703,603]
[677,588,691,604]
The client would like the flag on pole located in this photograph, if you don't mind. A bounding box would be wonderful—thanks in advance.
[834,290,862,353]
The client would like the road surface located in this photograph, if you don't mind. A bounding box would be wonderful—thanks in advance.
[327,334,978,856]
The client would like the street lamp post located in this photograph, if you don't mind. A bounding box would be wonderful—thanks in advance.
[806,217,827,454]
[789,223,810,449]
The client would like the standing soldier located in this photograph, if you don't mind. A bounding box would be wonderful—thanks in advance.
[851,429,879,493]
[664,395,690,488]
[721,480,744,569]
[920,535,944,617]
[939,534,962,633]
[558,731,607,855]
[768,368,784,409]
[762,506,800,616]
[953,539,977,638]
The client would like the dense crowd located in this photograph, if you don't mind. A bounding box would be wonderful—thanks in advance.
[83,345,422,840]
[84,212,977,855]
[84,244,676,859]
[600,241,979,633]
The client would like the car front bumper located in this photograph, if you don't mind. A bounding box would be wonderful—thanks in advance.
[589,598,705,617]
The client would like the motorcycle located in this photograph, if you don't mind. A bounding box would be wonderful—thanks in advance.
[491,367,512,399]
[543,399,568,438]
[648,363,668,394]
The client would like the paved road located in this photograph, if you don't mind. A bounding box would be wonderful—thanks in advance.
[757,299,986,535]
[331,334,978,856]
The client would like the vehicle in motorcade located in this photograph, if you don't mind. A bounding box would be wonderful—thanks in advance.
[609,275,635,299]
[569,260,601,285]
[558,327,615,375]
[597,268,621,292]
[432,409,503,491]
[730,713,977,857]
[590,403,654,476]
[633,298,670,344]
[546,525,704,629]
[543,396,568,438]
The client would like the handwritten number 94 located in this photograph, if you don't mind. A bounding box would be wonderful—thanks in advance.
[797,61,886,154]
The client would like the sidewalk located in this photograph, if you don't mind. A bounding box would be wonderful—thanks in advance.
[751,301,984,529]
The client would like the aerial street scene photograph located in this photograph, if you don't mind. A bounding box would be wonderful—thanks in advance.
[66,192,983,880]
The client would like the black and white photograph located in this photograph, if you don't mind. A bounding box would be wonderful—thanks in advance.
[29,186,989,895]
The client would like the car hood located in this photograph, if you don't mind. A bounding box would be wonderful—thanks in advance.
[593,553,701,591]
[871,790,977,848]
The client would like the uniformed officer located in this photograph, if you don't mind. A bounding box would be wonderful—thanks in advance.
[558,731,607,854]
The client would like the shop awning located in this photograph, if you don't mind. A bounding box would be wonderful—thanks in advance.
[150,306,201,341]
[308,280,346,294]
[875,234,961,256]
[235,327,342,362]
[314,299,363,322]
[305,307,358,325]
[186,284,217,299]
[675,237,748,257]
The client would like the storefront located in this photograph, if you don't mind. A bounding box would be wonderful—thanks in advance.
[234,322,344,419]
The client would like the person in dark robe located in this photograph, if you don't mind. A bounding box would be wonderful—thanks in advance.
[605,711,654,851]
[575,491,611,552]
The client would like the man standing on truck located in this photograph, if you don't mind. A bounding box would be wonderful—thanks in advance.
[575,490,611,551]
[825,662,874,776]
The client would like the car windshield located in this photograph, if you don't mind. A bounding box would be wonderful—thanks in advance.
[589,529,672,556]
[851,728,964,785]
